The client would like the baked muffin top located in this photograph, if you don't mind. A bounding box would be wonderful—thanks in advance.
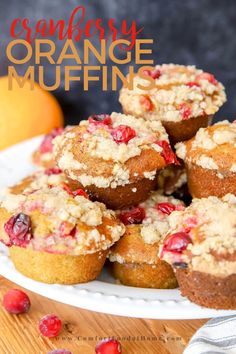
[159,194,236,277]
[53,112,178,188]
[175,120,236,173]
[119,64,226,123]
[109,192,184,265]
[0,185,125,255]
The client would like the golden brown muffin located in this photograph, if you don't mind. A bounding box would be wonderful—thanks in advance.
[109,191,185,288]
[32,127,65,168]
[119,64,226,144]
[159,194,236,309]
[0,185,125,284]
[175,120,236,198]
[53,112,179,209]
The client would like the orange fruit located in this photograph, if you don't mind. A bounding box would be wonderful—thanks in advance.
[0,76,64,150]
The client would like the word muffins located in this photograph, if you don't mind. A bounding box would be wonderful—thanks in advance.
[53,112,179,209]
[0,182,125,284]
[159,195,236,309]
[176,120,236,198]
[109,191,185,288]
[120,64,226,143]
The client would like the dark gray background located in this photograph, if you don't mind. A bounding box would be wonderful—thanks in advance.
[0,0,235,124]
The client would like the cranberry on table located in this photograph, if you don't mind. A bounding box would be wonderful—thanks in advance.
[95,338,122,354]
[3,289,31,314]
[111,125,136,144]
[119,206,145,225]
[4,213,32,247]
[163,232,192,254]
[39,314,62,338]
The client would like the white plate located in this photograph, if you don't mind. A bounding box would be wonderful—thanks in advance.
[0,136,235,319]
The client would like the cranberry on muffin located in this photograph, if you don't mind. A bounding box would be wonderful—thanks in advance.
[0,185,125,284]
[175,120,236,198]
[119,64,226,144]
[159,194,236,309]
[53,112,179,210]
[108,191,185,288]
[32,127,65,168]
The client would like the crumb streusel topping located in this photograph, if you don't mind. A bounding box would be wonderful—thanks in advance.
[175,120,236,172]
[119,64,226,122]
[53,112,174,188]
[0,186,125,255]
[159,194,236,276]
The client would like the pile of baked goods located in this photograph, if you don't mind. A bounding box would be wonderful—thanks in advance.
[0,64,235,310]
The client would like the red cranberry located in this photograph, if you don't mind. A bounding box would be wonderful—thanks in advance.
[119,206,145,225]
[140,95,154,111]
[45,167,62,176]
[39,128,64,154]
[156,202,177,215]
[3,289,31,314]
[61,183,88,199]
[48,350,72,354]
[143,69,161,79]
[178,103,192,120]
[186,81,200,88]
[156,140,180,165]
[163,232,192,254]
[196,72,218,85]
[95,338,122,354]
[39,314,62,338]
[111,125,136,144]
[88,114,112,125]
[4,213,32,247]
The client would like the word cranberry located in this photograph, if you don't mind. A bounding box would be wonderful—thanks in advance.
[163,232,192,253]
[111,125,136,144]
[4,213,32,247]
[156,202,177,215]
[156,140,180,165]
[48,350,72,354]
[178,103,192,120]
[88,114,112,125]
[45,167,62,176]
[119,206,145,225]
[39,128,64,154]
[140,95,154,111]
[143,68,161,79]
[196,72,218,85]
[186,81,200,88]
[95,338,122,354]
[39,314,62,338]
[3,289,31,314]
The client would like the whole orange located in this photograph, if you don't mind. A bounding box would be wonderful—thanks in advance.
[0,76,64,150]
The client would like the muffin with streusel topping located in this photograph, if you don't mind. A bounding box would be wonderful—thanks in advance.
[32,127,65,168]
[108,191,184,288]
[0,185,125,284]
[159,194,236,309]
[175,120,236,198]
[53,112,179,209]
[119,64,226,144]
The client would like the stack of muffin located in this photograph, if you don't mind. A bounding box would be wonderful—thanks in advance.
[0,64,235,310]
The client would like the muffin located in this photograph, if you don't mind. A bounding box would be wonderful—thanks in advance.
[0,185,125,284]
[159,194,236,309]
[108,191,185,288]
[119,64,226,144]
[175,120,236,198]
[53,112,179,210]
[32,127,65,168]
